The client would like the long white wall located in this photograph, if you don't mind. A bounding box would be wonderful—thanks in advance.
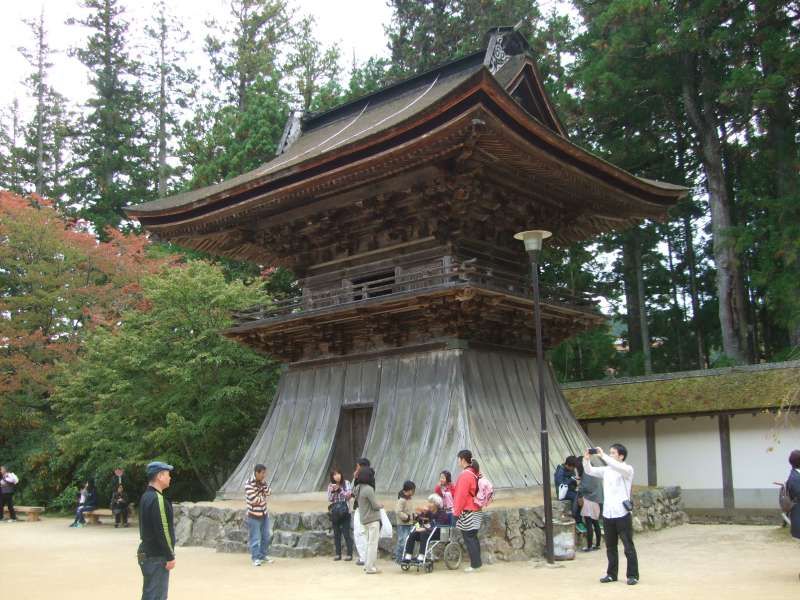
[583,412,799,509]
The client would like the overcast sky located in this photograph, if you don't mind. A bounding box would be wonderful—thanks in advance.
[0,0,394,117]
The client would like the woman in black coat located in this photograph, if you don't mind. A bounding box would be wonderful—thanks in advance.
[788,449,800,541]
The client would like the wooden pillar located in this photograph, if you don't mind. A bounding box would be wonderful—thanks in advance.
[718,414,735,510]
[645,418,657,487]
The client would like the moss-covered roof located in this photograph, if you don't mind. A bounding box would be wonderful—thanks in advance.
[563,362,800,420]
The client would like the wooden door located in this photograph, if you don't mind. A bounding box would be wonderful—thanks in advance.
[328,407,373,482]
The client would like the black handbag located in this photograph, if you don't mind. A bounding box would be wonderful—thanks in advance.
[329,500,349,520]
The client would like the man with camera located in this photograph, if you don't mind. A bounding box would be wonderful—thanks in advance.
[583,444,639,586]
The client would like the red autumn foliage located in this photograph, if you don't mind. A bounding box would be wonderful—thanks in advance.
[0,191,174,436]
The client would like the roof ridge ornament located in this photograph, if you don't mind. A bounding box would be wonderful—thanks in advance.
[276,109,304,156]
[483,26,530,74]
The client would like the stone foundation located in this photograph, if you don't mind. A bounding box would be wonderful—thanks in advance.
[174,486,687,562]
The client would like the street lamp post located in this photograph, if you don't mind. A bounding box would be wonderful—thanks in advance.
[514,229,554,564]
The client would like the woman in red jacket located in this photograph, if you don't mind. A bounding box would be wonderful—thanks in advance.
[453,449,482,572]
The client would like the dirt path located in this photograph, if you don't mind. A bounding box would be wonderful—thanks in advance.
[2,518,797,598]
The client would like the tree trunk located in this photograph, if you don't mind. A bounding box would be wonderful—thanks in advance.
[34,10,45,196]
[633,231,652,375]
[682,212,707,368]
[157,17,168,198]
[10,100,21,193]
[621,234,643,358]
[680,51,748,364]
[666,229,685,370]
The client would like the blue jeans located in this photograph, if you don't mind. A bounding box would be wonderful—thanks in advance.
[247,515,270,561]
[73,505,95,524]
[139,557,169,600]
[395,524,413,562]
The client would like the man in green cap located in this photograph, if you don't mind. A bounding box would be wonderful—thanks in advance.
[138,461,175,600]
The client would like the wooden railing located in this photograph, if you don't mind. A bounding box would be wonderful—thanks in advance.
[232,262,597,324]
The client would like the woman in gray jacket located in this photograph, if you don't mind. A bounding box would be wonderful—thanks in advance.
[578,462,604,551]
[353,467,383,574]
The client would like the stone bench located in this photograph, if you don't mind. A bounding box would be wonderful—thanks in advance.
[83,506,136,525]
[3,506,44,522]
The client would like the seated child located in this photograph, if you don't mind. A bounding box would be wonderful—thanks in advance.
[402,494,449,563]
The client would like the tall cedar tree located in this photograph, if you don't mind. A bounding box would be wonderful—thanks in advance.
[181,0,292,186]
[287,16,342,113]
[67,0,152,236]
[143,0,197,197]
[0,100,25,194]
[18,10,76,203]
[386,0,543,77]
[571,0,757,365]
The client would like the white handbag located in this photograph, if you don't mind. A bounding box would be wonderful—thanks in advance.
[557,483,569,501]
[378,508,393,539]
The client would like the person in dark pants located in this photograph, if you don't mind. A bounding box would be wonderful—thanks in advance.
[577,461,603,551]
[453,449,483,572]
[111,484,130,528]
[583,444,639,586]
[244,464,273,567]
[0,466,19,522]
[786,449,800,581]
[327,467,354,561]
[138,462,176,600]
[70,479,98,527]
[554,456,583,529]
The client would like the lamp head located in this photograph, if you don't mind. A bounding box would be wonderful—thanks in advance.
[513,230,552,252]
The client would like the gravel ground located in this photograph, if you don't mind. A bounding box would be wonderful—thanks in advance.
[2,518,797,599]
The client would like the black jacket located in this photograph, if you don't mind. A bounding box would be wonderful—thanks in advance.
[788,469,800,539]
[138,486,175,560]
[111,491,129,513]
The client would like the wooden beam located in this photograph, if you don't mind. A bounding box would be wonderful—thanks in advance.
[645,417,657,487]
[718,414,735,510]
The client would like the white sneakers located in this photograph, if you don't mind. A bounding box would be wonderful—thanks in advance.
[252,559,262,567]
[416,554,425,563]
[464,566,481,573]
[252,557,273,566]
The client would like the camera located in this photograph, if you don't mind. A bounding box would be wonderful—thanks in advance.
[587,448,599,455]
[622,499,634,512]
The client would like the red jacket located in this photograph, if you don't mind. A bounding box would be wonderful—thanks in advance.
[453,467,480,516]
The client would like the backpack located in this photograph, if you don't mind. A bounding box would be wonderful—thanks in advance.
[472,472,494,509]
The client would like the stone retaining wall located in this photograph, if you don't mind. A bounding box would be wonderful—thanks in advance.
[174,486,687,562]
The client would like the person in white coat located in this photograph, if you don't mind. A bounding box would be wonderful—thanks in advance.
[351,458,371,565]
[583,445,639,586]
